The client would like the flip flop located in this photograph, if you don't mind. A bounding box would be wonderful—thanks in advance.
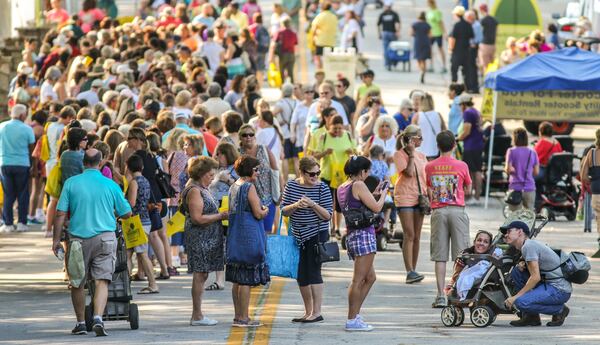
[130,274,147,282]
[155,273,170,280]
[205,282,225,291]
[137,287,159,294]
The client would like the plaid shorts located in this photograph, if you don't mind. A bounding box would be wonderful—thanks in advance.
[346,227,377,260]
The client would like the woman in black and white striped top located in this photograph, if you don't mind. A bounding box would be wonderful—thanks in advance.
[281,156,333,324]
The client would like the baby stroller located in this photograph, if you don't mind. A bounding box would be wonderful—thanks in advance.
[84,226,139,331]
[536,152,579,221]
[441,210,548,328]
[386,41,411,72]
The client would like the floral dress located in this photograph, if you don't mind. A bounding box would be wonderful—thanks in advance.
[181,184,225,273]
[240,145,273,205]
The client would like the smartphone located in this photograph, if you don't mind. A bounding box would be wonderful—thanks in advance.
[381,181,390,190]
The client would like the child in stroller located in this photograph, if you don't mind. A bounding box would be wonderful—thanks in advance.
[440,210,548,328]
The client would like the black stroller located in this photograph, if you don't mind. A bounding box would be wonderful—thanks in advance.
[536,152,579,221]
[441,210,548,327]
[84,226,139,331]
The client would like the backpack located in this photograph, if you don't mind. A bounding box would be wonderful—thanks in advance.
[542,250,591,284]
[256,26,271,53]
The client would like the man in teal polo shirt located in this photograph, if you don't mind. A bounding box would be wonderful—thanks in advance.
[52,149,131,337]
[0,104,35,233]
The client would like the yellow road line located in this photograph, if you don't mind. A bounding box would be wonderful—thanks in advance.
[253,278,285,345]
[226,285,263,344]
[225,278,286,345]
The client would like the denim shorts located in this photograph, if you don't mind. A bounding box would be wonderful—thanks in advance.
[346,228,376,260]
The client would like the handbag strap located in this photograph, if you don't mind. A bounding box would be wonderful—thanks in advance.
[413,158,424,195]
[421,112,438,138]
[268,130,278,150]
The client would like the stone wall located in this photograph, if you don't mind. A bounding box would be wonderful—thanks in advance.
[0,26,50,118]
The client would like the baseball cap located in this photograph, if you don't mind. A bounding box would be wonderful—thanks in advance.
[91,79,103,88]
[499,221,530,236]
[458,94,473,104]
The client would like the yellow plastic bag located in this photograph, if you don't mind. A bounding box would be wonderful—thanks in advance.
[0,183,3,207]
[330,160,347,189]
[45,163,62,198]
[219,195,229,227]
[267,63,282,88]
[122,215,148,249]
[166,211,186,237]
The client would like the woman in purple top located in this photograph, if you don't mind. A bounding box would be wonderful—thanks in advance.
[337,156,388,332]
[504,128,539,211]
[457,94,484,203]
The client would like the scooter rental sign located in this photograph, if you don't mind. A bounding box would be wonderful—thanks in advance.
[495,90,600,122]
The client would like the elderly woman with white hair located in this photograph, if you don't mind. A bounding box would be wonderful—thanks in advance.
[362,115,398,163]
[40,66,62,105]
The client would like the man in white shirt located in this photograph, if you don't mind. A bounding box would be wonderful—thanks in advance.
[199,29,225,77]
[202,83,231,118]
[76,79,102,106]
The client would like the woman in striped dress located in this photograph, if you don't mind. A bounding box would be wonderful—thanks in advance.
[281,157,333,323]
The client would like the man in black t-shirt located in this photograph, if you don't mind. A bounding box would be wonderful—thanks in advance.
[333,77,357,129]
[447,6,474,88]
[478,4,498,74]
[377,0,401,70]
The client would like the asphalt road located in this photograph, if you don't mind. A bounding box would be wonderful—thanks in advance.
[1,1,599,344]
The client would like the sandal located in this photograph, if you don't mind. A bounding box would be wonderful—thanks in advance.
[130,274,147,282]
[205,282,225,291]
[137,287,159,294]
[156,273,170,280]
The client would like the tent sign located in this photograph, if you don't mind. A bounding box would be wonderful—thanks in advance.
[495,90,600,122]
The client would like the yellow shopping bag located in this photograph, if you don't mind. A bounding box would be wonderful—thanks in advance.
[0,183,3,207]
[219,195,229,227]
[267,63,282,88]
[166,211,186,237]
[45,163,62,198]
[122,215,148,249]
[330,160,347,189]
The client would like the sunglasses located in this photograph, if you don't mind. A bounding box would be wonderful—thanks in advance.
[252,166,260,173]
[304,90,314,94]
[407,108,414,111]
[240,132,255,138]
[304,170,321,177]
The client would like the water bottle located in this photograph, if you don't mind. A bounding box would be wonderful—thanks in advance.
[55,247,65,261]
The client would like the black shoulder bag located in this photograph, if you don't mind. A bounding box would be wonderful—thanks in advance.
[341,181,381,230]
[315,182,340,264]
[154,155,176,199]
[413,161,431,215]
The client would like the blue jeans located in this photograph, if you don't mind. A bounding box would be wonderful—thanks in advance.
[382,31,396,67]
[262,202,276,233]
[0,166,30,225]
[511,267,571,315]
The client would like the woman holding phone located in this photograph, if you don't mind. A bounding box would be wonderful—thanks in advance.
[393,125,428,284]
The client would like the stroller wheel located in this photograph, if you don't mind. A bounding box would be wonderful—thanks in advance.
[129,303,139,330]
[376,232,388,251]
[470,306,495,328]
[441,306,456,327]
[453,307,465,326]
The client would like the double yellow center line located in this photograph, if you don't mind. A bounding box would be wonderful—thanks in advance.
[226,278,286,345]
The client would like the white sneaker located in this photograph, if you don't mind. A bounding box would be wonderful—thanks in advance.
[345,316,374,332]
[172,256,181,267]
[190,317,218,326]
[15,223,29,232]
[0,224,16,233]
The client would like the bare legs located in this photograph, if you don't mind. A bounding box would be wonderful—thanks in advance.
[347,253,376,320]
[232,283,251,321]
[192,272,208,320]
[434,261,447,296]
[399,211,424,273]
[298,284,324,319]
[149,231,168,276]
[71,280,110,321]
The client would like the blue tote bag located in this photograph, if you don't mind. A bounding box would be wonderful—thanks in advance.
[227,183,266,265]
[267,214,300,279]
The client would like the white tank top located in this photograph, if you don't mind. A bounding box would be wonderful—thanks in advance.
[416,111,442,158]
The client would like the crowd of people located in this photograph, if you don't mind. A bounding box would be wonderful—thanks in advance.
[0,0,580,337]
